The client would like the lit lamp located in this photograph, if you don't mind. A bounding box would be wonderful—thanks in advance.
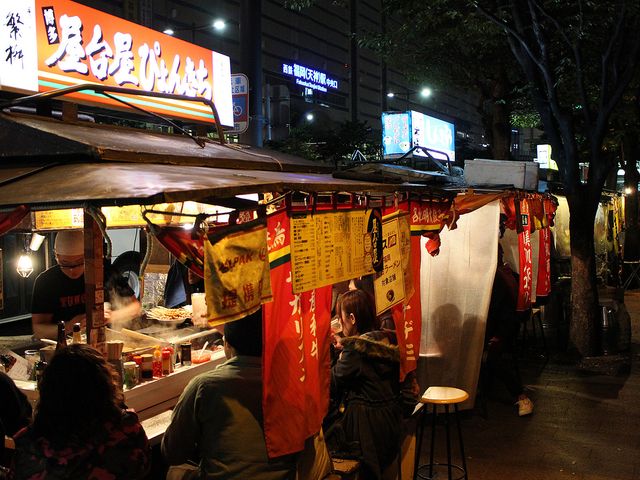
[16,253,33,278]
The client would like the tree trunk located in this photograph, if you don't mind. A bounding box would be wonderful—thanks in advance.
[490,73,511,160]
[491,101,510,160]
[567,190,600,357]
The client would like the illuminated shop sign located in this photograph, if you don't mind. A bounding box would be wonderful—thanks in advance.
[0,0,234,126]
[281,62,338,92]
[382,110,455,162]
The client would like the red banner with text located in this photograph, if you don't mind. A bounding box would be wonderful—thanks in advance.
[516,199,533,311]
[536,227,552,297]
[262,210,332,458]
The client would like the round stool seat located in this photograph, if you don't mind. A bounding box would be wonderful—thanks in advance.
[420,386,469,405]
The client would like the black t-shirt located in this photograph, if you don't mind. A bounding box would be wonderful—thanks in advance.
[31,265,85,324]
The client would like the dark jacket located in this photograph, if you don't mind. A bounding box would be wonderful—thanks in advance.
[330,331,402,480]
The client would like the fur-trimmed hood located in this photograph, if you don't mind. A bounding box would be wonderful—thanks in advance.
[340,331,400,363]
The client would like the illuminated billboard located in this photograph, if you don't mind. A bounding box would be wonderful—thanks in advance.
[382,111,455,162]
[0,0,234,126]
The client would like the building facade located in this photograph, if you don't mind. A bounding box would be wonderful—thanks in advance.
[77,0,486,153]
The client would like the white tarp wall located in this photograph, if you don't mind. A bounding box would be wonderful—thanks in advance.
[418,200,500,408]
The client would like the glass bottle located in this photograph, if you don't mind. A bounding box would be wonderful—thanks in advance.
[56,321,67,351]
[72,323,83,344]
[152,347,163,378]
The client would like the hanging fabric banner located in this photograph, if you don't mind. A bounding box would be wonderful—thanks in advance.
[150,225,207,277]
[516,198,533,311]
[537,226,552,297]
[263,210,332,458]
[144,207,260,277]
[203,219,272,325]
[0,205,29,237]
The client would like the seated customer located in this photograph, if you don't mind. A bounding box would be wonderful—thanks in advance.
[328,289,403,480]
[12,344,150,480]
[0,372,32,474]
[0,371,32,438]
[162,308,297,480]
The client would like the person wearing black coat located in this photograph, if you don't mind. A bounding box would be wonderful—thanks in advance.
[329,289,402,480]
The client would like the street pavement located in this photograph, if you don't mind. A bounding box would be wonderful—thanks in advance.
[415,291,640,480]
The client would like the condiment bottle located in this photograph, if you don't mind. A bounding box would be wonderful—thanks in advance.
[152,347,163,378]
[34,360,47,389]
[55,321,67,352]
[161,349,171,376]
[133,355,143,382]
[140,354,153,380]
[123,361,137,390]
[72,323,83,344]
[181,343,192,366]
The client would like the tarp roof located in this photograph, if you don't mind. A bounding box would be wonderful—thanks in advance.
[0,112,331,173]
[0,112,444,210]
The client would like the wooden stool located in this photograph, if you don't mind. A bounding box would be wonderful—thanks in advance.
[413,386,469,480]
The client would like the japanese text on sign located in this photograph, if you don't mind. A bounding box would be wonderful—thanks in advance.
[374,216,408,314]
[204,224,273,325]
[281,62,338,92]
[0,0,233,125]
[42,8,213,98]
[290,211,374,294]
[0,2,38,92]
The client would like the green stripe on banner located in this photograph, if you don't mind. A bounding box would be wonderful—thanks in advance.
[269,253,290,270]
[38,80,215,120]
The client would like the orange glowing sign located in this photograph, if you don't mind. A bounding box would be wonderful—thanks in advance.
[0,0,233,125]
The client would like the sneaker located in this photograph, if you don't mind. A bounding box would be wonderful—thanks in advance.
[516,396,534,416]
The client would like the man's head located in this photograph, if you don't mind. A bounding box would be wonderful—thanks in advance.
[54,230,84,279]
[223,308,262,358]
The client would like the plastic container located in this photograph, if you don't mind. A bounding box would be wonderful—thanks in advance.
[191,350,212,364]
[140,354,153,380]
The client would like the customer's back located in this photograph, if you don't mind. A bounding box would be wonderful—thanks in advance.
[162,309,297,479]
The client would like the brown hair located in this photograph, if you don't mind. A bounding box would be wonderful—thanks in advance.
[33,344,123,446]
[339,289,377,335]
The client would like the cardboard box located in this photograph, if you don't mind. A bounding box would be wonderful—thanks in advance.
[464,158,539,190]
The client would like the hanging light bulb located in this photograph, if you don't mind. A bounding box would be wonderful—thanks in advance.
[17,253,34,278]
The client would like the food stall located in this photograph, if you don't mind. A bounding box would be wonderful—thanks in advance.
[0,101,458,449]
[0,6,561,471]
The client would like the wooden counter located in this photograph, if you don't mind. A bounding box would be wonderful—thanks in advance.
[16,348,227,422]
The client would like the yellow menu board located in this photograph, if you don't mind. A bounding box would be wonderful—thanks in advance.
[290,210,375,294]
[33,202,216,230]
[33,208,85,230]
[373,212,411,314]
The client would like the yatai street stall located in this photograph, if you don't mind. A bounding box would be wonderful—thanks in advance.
[0,0,559,465]
[0,102,458,457]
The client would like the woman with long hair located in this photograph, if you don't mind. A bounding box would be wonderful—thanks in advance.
[329,289,402,480]
[12,344,150,479]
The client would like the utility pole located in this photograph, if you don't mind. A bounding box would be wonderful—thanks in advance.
[240,0,263,147]
[350,0,358,123]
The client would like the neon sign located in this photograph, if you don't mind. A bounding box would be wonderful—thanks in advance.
[382,111,455,162]
[0,0,233,126]
[281,62,338,93]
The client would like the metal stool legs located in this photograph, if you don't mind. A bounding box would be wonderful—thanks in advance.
[414,402,468,480]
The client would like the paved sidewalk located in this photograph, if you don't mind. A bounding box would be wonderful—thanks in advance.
[416,291,640,480]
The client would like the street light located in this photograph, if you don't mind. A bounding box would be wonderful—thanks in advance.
[212,19,226,31]
[162,19,228,41]
[306,113,315,121]
[386,87,433,109]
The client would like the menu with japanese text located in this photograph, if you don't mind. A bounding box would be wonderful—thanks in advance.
[290,211,375,294]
